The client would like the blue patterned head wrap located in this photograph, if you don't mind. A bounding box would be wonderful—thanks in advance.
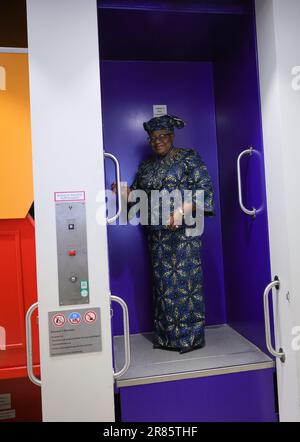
[143,115,186,134]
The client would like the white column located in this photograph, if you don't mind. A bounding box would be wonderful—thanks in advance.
[256,0,300,422]
[26,0,115,421]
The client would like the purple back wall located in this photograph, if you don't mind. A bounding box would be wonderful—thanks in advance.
[213,9,272,352]
[98,0,275,423]
[100,61,226,335]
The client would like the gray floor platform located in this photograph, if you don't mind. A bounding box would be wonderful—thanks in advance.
[114,325,275,387]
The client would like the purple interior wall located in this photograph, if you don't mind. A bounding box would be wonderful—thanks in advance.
[98,0,272,353]
[213,8,272,352]
[100,61,227,336]
[98,0,276,423]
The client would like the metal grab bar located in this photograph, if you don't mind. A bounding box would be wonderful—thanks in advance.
[111,294,131,379]
[263,278,285,363]
[237,147,257,217]
[104,152,122,224]
[25,302,41,387]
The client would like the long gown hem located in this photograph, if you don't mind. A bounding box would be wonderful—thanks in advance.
[153,340,206,355]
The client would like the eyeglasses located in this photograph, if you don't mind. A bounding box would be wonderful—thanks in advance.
[148,133,172,144]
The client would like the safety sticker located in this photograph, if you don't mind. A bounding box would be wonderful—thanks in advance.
[52,314,66,328]
[84,310,97,324]
[80,280,89,298]
[48,308,101,357]
[68,312,81,325]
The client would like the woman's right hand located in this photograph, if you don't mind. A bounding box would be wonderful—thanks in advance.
[111,182,131,199]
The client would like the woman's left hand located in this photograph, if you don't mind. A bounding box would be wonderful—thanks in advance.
[167,208,184,230]
[167,214,177,230]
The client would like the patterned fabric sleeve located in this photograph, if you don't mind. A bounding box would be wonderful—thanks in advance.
[130,170,140,192]
[127,161,145,222]
[183,149,215,216]
[130,158,148,191]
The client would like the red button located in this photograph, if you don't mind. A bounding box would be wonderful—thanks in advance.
[68,250,76,256]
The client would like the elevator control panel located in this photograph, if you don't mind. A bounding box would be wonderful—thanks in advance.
[55,192,89,306]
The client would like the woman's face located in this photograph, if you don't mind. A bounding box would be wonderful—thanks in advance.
[148,129,174,156]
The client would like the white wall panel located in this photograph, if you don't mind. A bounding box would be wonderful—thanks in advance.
[256,0,300,422]
[26,0,115,421]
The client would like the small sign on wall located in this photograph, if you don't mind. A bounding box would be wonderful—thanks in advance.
[0,393,15,421]
[0,394,11,411]
[153,105,167,117]
[0,409,16,421]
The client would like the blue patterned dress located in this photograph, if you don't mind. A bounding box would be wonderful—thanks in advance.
[130,148,214,354]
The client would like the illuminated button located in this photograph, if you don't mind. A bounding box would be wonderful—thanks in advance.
[70,276,77,283]
[81,290,88,298]
[68,249,76,256]
[68,224,75,230]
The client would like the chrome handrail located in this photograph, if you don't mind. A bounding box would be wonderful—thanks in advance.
[25,302,41,387]
[104,152,122,224]
[237,147,257,217]
[111,294,131,379]
[263,278,285,362]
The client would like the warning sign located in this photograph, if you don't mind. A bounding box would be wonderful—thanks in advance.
[52,314,66,328]
[84,310,97,324]
[48,308,101,357]
[68,312,81,325]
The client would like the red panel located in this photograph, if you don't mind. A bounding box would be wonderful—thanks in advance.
[0,230,25,352]
[0,216,41,421]
[0,216,40,375]
[0,377,42,422]
[0,365,40,380]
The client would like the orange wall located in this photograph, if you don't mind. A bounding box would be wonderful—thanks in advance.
[0,53,33,219]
